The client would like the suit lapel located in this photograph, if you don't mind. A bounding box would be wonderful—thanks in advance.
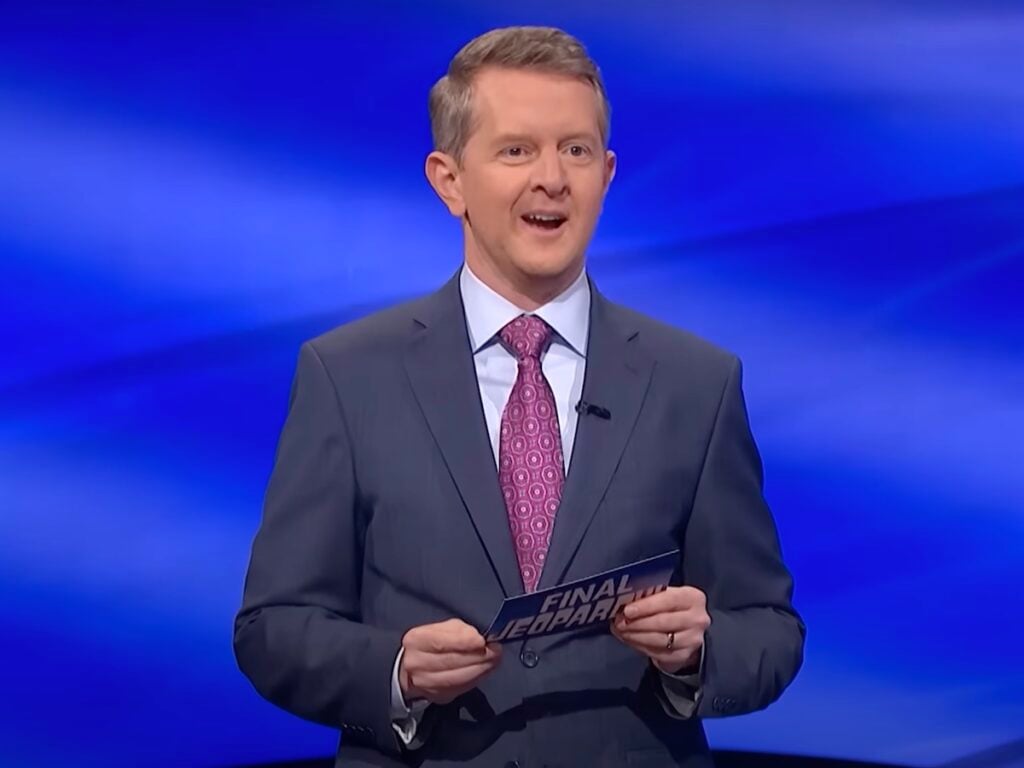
[403,274,523,598]
[538,283,655,590]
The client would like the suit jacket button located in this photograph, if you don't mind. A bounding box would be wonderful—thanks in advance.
[520,648,539,668]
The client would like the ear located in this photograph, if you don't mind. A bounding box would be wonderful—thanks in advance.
[424,151,466,217]
[603,149,617,190]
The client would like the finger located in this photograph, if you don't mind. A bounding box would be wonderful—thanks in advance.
[613,609,692,634]
[412,659,500,691]
[407,620,487,654]
[611,628,704,672]
[612,628,704,655]
[621,587,705,621]
[435,619,488,652]
[406,642,503,673]
[617,609,710,635]
[406,647,495,672]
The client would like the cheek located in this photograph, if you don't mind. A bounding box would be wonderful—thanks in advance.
[472,194,520,230]
[571,173,608,215]
[475,170,525,208]
[572,197,604,232]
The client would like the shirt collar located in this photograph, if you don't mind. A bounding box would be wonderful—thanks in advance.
[459,262,590,357]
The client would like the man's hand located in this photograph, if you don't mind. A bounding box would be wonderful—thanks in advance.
[399,619,502,706]
[611,586,710,674]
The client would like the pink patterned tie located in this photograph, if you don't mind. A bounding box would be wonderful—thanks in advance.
[498,314,565,593]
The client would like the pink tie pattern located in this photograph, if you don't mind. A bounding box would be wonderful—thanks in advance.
[498,314,565,593]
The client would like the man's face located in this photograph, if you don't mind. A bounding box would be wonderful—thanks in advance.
[440,67,615,294]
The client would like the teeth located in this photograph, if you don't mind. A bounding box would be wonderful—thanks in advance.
[525,214,564,222]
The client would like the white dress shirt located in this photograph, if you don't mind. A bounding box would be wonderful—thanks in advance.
[460,262,590,472]
[389,263,700,747]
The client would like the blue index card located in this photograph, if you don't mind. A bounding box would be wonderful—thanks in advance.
[484,550,680,644]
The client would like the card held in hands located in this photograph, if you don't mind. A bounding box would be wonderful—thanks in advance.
[484,550,680,644]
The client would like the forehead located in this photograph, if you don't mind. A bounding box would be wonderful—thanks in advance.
[469,67,602,140]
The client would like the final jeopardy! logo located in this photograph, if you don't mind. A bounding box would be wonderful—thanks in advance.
[484,550,679,643]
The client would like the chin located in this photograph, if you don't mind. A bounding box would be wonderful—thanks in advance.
[512,252,582,282]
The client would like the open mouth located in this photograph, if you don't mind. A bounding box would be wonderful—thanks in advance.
[521,212,568,231]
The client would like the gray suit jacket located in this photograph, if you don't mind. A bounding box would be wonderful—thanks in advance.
[234,273,805,767]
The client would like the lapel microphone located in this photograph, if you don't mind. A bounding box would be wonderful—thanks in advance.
[575,400,612,420]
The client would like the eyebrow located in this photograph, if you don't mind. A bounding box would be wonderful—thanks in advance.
[490,132,600,146]
[561,133,600,145]
[491,133,535,146]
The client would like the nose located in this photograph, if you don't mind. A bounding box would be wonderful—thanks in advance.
[531,147,569,198]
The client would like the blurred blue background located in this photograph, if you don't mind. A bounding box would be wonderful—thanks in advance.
[2,2,1022,767]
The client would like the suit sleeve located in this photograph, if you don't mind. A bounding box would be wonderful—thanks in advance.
[682,357,806,717]
[233,341,405,754]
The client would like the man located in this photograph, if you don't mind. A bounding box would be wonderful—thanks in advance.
[234,26,804,768]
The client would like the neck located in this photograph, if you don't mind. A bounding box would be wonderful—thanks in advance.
[465,252,582,312]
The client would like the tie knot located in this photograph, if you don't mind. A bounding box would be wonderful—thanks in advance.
[500,314,553,362]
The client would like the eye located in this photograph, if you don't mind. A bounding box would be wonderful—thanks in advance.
[501,145,530,159]
[567,144,592,158]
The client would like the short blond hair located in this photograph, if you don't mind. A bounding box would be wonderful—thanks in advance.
[428,26,611,164]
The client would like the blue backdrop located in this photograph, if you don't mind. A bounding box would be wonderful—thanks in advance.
[2,2,1022,767]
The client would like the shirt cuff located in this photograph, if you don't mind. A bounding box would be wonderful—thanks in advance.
[654,642,705,719]
[390,646,430,747]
